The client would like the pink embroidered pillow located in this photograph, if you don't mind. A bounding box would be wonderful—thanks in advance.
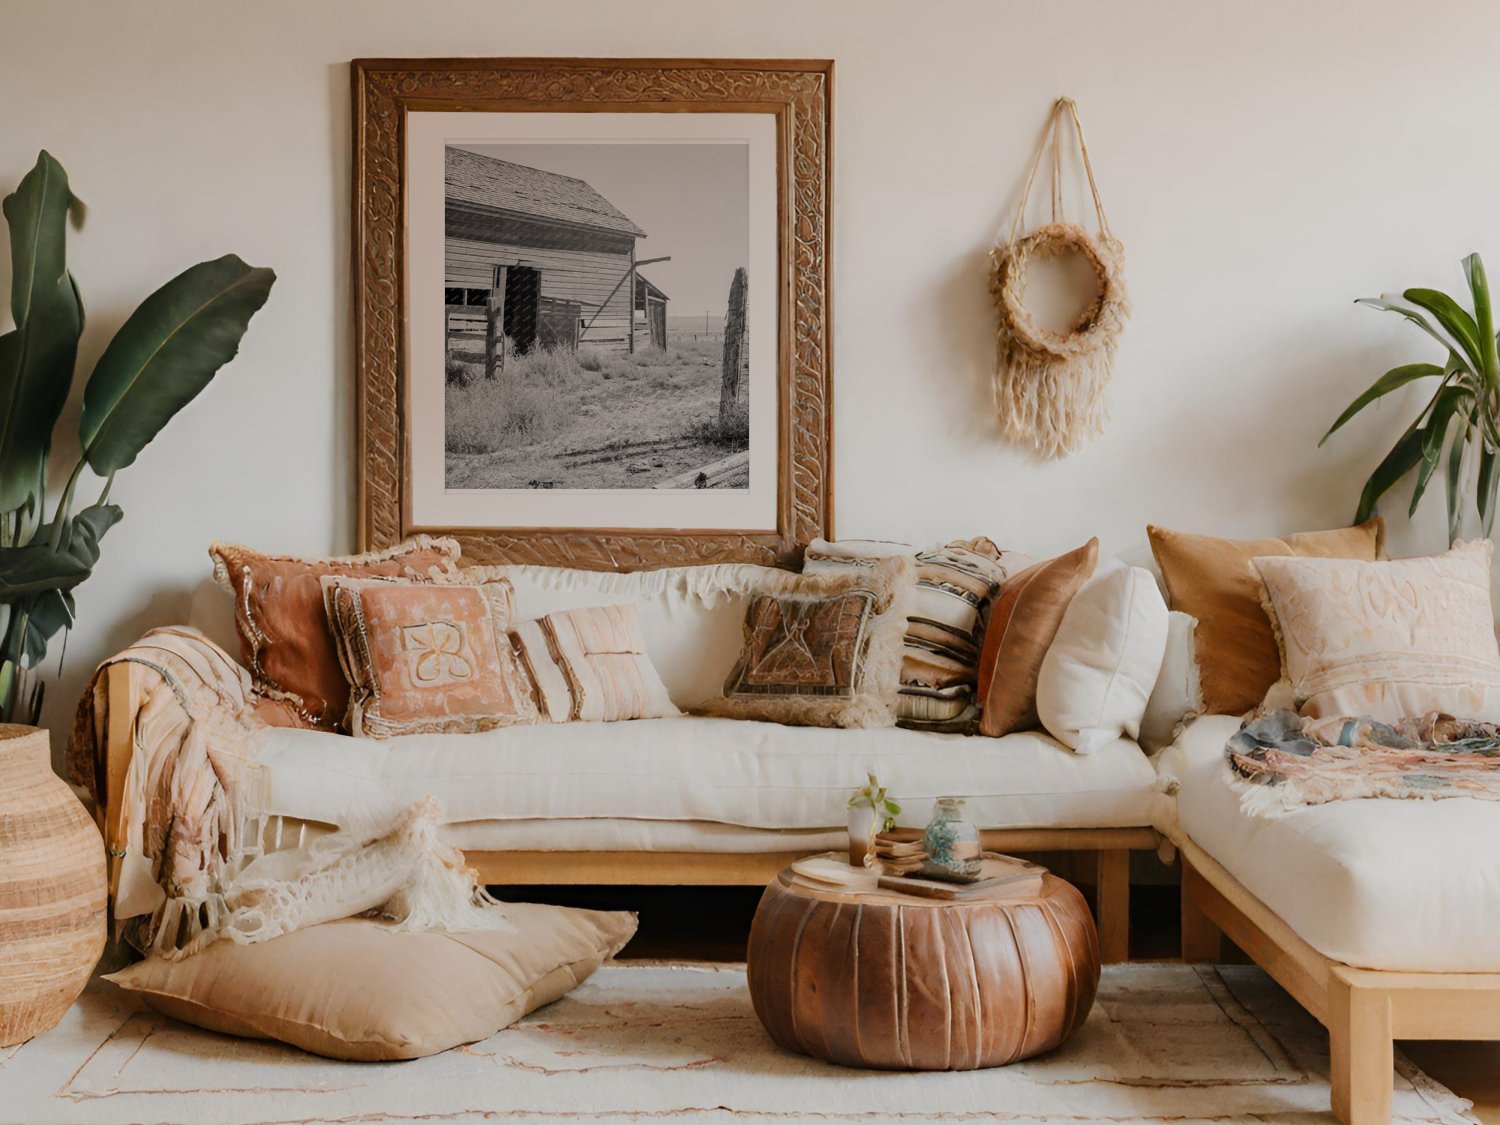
[510,604,679,723]
[322,575,539,738]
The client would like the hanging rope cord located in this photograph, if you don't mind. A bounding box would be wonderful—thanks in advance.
[990,97,1129,460]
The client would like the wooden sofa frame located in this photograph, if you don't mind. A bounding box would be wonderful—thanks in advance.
[1179,835,1500,1125]
[99,661,1156,963]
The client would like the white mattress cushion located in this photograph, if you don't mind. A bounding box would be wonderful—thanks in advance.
[1159,714,1500,972]
[250,717,1158,834]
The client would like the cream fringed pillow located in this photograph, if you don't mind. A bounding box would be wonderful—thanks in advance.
[323,574,539,738]
[510,603,679,723]
[699,555,916,729]
[106,905,637,1061]
[1254,540,1500,722]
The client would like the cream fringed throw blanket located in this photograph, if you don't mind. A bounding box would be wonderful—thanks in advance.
[1226,708,1500,816]
[69,627,510,960]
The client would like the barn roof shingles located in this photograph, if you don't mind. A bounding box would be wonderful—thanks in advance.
[446,147,647,238]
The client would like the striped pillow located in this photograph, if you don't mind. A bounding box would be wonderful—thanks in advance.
[510,603,679,723]
[803,538,1025,732]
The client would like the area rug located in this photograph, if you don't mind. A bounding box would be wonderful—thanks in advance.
[0,962,1475,1124]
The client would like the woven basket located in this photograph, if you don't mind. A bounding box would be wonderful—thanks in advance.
[0,724,106,1046]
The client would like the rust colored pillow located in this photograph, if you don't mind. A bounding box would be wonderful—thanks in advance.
[977,539,1099,738]
[1147,518,1385,716]
[323,575,539,738]
[210,537,461,730]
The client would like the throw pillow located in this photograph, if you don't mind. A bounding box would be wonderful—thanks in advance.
[105,903,637,1061]
[1035,564,1170,754]
[976,538,1099,738]
[322,575,539,738]
[210,537,461,730]
[700,555,916,729]
[1137,611,1203,752]
[1146,518,1385,716]
[1254,540,1500,722]
[509,603,680,723]
[803,537,1025,731]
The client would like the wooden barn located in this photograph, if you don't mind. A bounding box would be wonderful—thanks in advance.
[444,147,666,359]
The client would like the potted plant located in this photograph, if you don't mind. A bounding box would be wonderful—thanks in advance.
[847,772,901,865]
[1323,252,1500,543]
[0,150,272,1045]
[0,151,274,724]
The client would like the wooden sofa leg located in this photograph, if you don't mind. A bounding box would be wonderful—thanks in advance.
[1094,849,1129,964]
[1179,858,1224,963]
[1328,968,1393,1125]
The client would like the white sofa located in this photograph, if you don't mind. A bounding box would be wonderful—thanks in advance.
[97,560,1167,963]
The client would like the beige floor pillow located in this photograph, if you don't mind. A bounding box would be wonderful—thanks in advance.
[105,903,636,1060]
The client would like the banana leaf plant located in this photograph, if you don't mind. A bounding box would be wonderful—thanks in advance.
[1323,253,1500,545]
[0,151,274,725]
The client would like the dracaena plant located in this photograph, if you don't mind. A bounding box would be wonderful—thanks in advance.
[1323,253,1500,544]
[0,151,274,725]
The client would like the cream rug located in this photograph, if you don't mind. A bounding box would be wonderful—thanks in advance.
[0,962,1475,1124]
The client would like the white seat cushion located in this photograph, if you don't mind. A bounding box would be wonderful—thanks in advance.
[1158,714,1500,972]
[249,717,1157,834]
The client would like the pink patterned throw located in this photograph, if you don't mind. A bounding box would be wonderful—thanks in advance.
[1226,709,1500,816]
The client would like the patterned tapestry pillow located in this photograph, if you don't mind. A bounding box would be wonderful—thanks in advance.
[700,555,916,729]
[803,538,1024,731]
[322,574,539,738]
[977,538,1099,738]
[1254,540,1500,723]
[510,603,680,723]
[211,537,461,730]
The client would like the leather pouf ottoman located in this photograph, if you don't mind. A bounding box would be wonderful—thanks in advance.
[747,866,1099,1070]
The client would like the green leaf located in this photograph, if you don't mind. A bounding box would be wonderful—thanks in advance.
[1410,387,1469,517]
[79,254,274,474]
[1320,363,1443,445]
[0,151,84,512]
[1404,287,1484,372]
[55,503,121,568]
[1355,422,1426,523]
[1463,253,1499,389]
[1357,295,1473,366]
[1481,447,1500,536]
[0,542,91,598]
[1445,416,1469,544]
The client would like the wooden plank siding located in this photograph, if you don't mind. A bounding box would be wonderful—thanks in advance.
[446,205,637,349]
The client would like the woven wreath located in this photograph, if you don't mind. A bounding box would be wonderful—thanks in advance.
[991,100,1129,460]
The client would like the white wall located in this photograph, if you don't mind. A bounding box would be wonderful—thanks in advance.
[2,0,1497,745]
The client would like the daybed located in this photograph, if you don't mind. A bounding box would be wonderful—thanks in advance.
[90,560,1162,964]
[1161,715,1500,1125]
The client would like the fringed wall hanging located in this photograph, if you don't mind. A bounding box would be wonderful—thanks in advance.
[990,97,1129,460]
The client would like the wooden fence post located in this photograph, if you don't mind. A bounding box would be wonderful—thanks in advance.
[720,267,747,426]
[485,267,508,382]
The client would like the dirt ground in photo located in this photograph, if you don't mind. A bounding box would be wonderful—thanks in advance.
[445,334,750,490]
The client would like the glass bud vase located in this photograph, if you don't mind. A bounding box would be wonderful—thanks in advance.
[921,797,983,882]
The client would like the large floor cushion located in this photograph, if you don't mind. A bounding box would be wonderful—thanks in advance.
[1159,715,1500,972]
[249,717,1159,834]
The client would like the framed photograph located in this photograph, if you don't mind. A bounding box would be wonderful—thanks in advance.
[352,58,833,569]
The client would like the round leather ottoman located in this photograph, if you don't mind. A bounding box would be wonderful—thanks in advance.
[747,865,1099,1070]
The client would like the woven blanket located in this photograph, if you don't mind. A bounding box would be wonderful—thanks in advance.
[1226,708,1500,815]
[69,627,509,959]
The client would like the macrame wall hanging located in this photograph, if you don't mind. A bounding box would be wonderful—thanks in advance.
[990,97,1129,460]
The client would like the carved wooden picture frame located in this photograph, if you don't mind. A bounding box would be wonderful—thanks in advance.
[352,58,833,569]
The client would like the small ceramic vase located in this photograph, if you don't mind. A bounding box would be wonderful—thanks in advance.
[847,804,878,866]
[921,796,983,882]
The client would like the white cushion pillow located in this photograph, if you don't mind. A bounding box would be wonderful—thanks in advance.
[1253,539,1500,722]
[1036,564,1169,754]
[1138,611,1202,751]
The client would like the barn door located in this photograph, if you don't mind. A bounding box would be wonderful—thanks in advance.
[503,266,541,354]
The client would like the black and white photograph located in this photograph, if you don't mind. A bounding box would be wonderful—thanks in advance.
[442,142,752,491]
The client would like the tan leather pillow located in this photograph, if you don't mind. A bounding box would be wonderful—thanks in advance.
[104,904,637,1061]
[210,537,461,729]
[977,539,1099,737]
[323,575,540,737]
[1147,518,1385,716]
